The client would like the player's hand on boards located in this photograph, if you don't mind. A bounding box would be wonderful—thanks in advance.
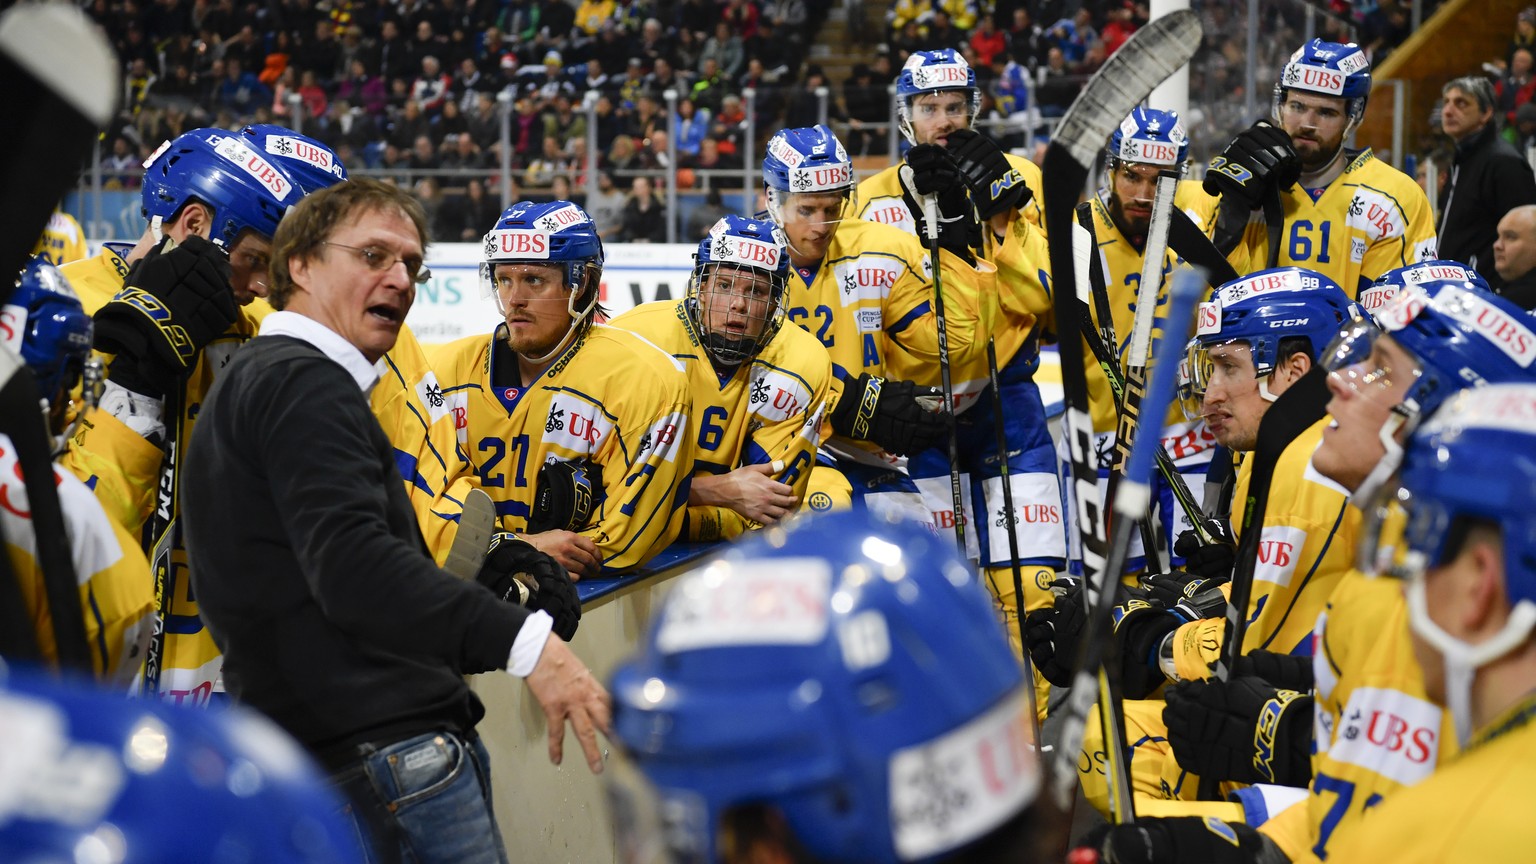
[722,462,797,526]
[524,636,612,773]
[525,529,603,580]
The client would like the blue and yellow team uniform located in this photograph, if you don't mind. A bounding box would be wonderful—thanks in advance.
[855,153,1047,236]
[416,323,694,571]
[2,434,155,688]
[609,299,838,540]
[1070,182,1222,570]
[1080,418,1361,818]
[32,210,89,266]
[1226,149,1438,297]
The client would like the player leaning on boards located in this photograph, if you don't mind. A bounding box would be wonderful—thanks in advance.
[609,215,837,541]
[2,257,153,685]
[857,50,1069,668]
[183,178,609,864]
[414,200,695,578]
[1205,39,1437,296]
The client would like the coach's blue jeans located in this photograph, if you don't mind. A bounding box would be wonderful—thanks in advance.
[333,730,509,864]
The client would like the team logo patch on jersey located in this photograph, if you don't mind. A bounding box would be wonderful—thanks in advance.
[211,136,291,201]
[749,368,811,423]
[1350,237,1367,263]
[1330,687,1440,786]
[807,491,833,511]
[1344,188,1403,240]
[413,371,452,425]
[1412,238,1438,262]
[1253,525,1306,588]
[857,308,883,333]
[831,257,902,309]
[637,410,687,463]
[866,200,912,229]
[657,558,831,652]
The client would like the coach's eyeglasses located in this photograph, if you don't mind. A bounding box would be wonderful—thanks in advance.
[321,241,431,285]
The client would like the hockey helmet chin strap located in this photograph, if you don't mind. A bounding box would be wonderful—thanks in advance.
[517,267,600,367]
[1352,406,1413,506]
[1407,577,1536,749]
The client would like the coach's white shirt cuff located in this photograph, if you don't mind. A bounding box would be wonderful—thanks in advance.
[506,611,554,677]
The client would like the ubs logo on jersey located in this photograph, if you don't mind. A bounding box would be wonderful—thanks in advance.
[1331,687,1440,786]
[750,368,811,423]
[1346,189,1402,239]
[542,395,613,454]
[867,202,910,227]
[1254,525,1304,587]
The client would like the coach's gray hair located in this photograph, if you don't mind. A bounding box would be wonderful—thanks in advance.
[1443,75,1496,114]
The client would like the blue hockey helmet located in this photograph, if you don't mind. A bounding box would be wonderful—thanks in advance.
[1274,38,1372,123]
[761,125,856,228]
[687,215,790,366]
[1183,267,1360,411]
[140,127,307,249]
[1106,106,1191,172]
[3,257,93,404]
[481,200,605,358]
[0,667,366,863]
[608,510,1039,864]
[239,123,348,194]
[895,48,981,144]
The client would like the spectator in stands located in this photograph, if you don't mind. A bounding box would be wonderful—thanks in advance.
[592,93,624,152]
[296,19,341,80]
[218,57,270,117]
[1361,0,1412,62]
[272,67,299,119]
[674,25,704,73]
[575,0,615,35]
[525,136,573,186]
[324,98,379,152]
[99,136,141,188]
[1513,6,1536,67]
[927,9,966,51]
[745,17,794,80]
[892,18,926,61]
[971,14,1008,67]
[441,177,504,241]
[1100,2,1140,56]
[338,58,388,117]
[686,186,732,238]
[224,24,266,77]
[408,134,439,177]
[638,18,674,68]
[700,20,745,80]
[1048,12,1092,64]
[722,0,760,40]
[408,55,451,117]
[1512,102,1536,156]
[377,19,412,82]
[1438,75,1536,293]
[337,27,370,76]
[630,92,667,141]
[380,144,409,178]
[690,56,728,114]
[645,57,687,98]
[605,133,643,181]
[618,57,648,108]
[435,98,470,145]
[593,22,633,75]
[645,130,673,171]
[257,33,290,89]
[675,97,712,156]
[677,0,715,37]
[1499,49,1536,128]
[784,65,843,129]
[511,94,546,166]
[298,70,328,123]
[438,132,487,172]
[1008,7,1050,69]
[467,91,501,149]
[710,93,746,158]
[157,63,197,106]
[587,171,627,238]
[407,20,447,74]
[1035,46,1078,117]
[123,57,156,115]
[579,58,610,93]
[689,134,735,173]
[387,98,431,149]
[543,93,586,148]
[620,175,669,242]
[1494,203,1536,308]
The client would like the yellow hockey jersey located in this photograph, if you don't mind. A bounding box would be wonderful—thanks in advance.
[1273,568,1456,863]
[417,323,694,571]
[1321,693,1536,864]
[855,152,1046,235]
[32,210,88,266]
[2,434,154,688]
[608,299,834,541]
[1226,149,1438,298]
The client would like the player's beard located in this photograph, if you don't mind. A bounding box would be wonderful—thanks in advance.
[1107,191,1151,244]
[1292,129,1345,175]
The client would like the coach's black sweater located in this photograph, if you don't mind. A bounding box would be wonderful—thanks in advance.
[184,334,529,765]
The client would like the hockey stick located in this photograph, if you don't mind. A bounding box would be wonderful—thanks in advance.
[0,350,92,672]
[902,165,966,552]
[1167,207,1240,286]
[1110,168,1181,573]
[444,488,499,580]
[1195,364,1330,800]
[142,388,182,696]
[0,3,118,287]
[1069,224,1216,544]
[1040,6,1202,821]
[1263,187,1286,270]
[984,337,1041,739]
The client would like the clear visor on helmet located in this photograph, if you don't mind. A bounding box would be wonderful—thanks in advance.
[898,89,982,143]
[1319,318,1423,406]
[480,259,597,325]
[1179,338,1257,421]
[1355,481,1438,583]
[688,260,786,366]
[765,186,858,233]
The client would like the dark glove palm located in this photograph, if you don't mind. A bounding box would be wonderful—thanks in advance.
[1022,578,1085,687]
[1164,675,1312,785]
[901,144,979,264]
[1173,527,1237,580]
[94,235,237,397]
[1202,120,1301,210]
[1076,816,1266,864]
[830,373,946,455]
[476,532,582,640]
[946,128,1034,220]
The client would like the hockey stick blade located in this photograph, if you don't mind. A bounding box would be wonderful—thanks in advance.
[0,4,119,289]
[444,488,498,580]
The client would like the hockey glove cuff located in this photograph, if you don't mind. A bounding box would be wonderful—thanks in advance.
[829,373,947,456]
[1023,577,1086,688]
[1076,816,1269,864]
[1111,596,1183,699]
[1141,569,1229,622]
[1233,648,1315,692]
[1164,676,1312,786]
[476,532,582,640]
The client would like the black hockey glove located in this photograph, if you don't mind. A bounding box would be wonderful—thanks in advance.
[900,143,980,265]
[1110,593,1184,699]
[1233,648,1315,692]
[829,373,947,456]
[526,458,604,534]
[1075,816,1270,864]
[946,128,1034,220]
[94,235,236,398]
[1202,120,1301,210]
[1023,577,1087,688]
[476,532,582,640]
[1164,675,1313,786]
[1140,569,1228,622]
[1173,526,1237,581]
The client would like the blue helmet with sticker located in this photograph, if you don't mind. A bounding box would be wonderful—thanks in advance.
[608,510,1039,864]
[481,200,605,357]
[895,49,981,144]
[140,128,309,249]
[1191,266,1359,380]
[687,215,790,366]
[1274,38,1372,122]
[1326,261,1536,421]
[5,257,92,403]
[761,125,855,227]
[1106,106,1190,172]
[239,124,348,194]
[0,667,366,863]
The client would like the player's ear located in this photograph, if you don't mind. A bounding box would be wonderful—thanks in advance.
[1277,349,1311,385]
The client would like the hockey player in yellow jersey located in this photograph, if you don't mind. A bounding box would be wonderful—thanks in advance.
[854,49,1045,235]
[1068,107,1221,572]
[55,126,347,704]
[610,215,837,541]
[2,258,153,687]
[1323,383,1536,863]
[1073,262,1536,863]
[31,208,88,266]
[420,200,693,578]
[1204,39,1437,297]
[1055,268,1361,822]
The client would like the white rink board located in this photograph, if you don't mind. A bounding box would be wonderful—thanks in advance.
[405,242,697,344]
